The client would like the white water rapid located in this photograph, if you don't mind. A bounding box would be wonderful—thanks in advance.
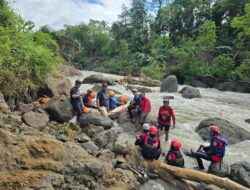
[69,70,250,190]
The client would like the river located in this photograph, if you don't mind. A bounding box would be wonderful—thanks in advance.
[69,70,250,189]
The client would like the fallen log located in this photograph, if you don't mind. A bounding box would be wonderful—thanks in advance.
[144,160,249,190]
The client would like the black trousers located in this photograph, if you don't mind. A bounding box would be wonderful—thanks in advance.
[128,104,136,118]
[194,146,211,169]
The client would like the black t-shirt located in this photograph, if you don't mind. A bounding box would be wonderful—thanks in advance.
[70,86,80,104]
[97,90,108,107]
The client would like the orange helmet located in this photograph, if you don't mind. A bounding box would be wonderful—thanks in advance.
[149,125,157,136]
[208,125,220,134]
[171,139,182,150]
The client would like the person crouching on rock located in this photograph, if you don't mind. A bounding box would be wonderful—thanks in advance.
[127,89,141,120]
[192,125,228,170]
[96,82,109,116]
[165,139,184,168]
[141,125,161,160]
[134,92,151,130]
[70,79,84,121]
[157,98,176,141]
[135,123,150,148]
[82,89,97,108]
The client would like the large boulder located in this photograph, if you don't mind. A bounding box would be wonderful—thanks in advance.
[82,74,115,85]
[92,128,118,148]
[214,82,250,93]
[91,84,121,94]
[245,119,250,124]
[17,102,40,115]
[196,117,250,144]
[79,113,114,130]
[44,71,72,96]
[208,162,230,177]
[180,86,201,99]
[122,76,161,87]
[230,161,250,188]
[160,75,178,92]
[22,111,49,129]
[42,95,73,123]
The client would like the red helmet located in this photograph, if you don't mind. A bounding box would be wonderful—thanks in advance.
[171,139,182,150]
[149,125,158,136]
[87,89,93,94]
[163,99,169,103]
[208,125,220,134]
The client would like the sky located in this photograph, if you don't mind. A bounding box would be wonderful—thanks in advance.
[8,0,131,30]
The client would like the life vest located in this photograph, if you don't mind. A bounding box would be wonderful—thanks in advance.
[166,149,184,167]
[141,135,160,159]
[38,97,49,104]
[210,135,228,163]
[159,106,172,125]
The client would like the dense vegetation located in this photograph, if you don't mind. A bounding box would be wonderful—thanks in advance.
[0,0,62,96]
[49,0,250,83]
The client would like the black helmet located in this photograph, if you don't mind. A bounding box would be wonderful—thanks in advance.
[75,79,82,84]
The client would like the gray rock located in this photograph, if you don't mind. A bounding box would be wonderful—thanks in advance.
[96,149,114,161]
[79,113,114,130]
[92,129,118,148]
[245,119,250,124]
[196,117,250,144]
[80,141,99,155]
[75,133,90,143]
[56,134,68,142]
[83,125,104,138]
[204,184,224,190]
[22,111,49,129]
[92,84,121,94]
[193,80,209,88]
[0,92,10,112]
[180,86,201,99]
[208,162,230,177]
[127,85,153,93]
[44,71,72,96]
[230,161,250,188]
[214,82,250,93]
[82,74,114,85]
[42,95,73,123]
[160,75,178,92]
[111,142,129,155]
[18,102,35,114]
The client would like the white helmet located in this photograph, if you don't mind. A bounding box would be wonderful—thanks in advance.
[143,123,150,131]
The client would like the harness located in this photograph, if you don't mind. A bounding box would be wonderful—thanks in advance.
[159,106,172,122]
[166,149,184,167]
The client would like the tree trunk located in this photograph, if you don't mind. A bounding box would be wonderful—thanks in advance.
[144,160,249,190]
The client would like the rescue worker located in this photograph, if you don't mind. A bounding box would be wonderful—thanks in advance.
[96,83,109,116]
[157,99,176,141]
[127,89,141,119]
[135,92,151,130]
[70,79,84,121]
[141,125,161,160]
[135,123,150,148]
[82,89,97,108]
[165,139,184,168]
[193,125,228,170]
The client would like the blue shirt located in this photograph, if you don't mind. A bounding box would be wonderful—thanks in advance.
[134,95,141,106]
[109,97,117,110]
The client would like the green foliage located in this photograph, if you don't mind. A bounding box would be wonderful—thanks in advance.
[0,0,62,95]
[141,62,164,80]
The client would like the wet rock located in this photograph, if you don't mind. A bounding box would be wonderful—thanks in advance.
[96,149,114,161]
[56,134,68,142]
[162,95,175,100]
[127,85,153,93]
[42,95,73,123]
[245,119,250,124]
[214,81,250,93]
[196,117,250,144]
[193,80,209,88]
[92,129,118,148]
[230,161,250,188]
[82,74,115,85]
[0,92,10,112]
[22,111,49,129]
[75,133,90,143]
[44,71,72,96]
[111,142,129,155]
[79,113,114,130]
[80,141,99,155]
[160,75,178,92]
[208,162,230,177]
[180,86,201,99]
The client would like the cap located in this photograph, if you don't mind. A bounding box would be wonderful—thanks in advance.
[132,89,138,92]
[75,79,82,84]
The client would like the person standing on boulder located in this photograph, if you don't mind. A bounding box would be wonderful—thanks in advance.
[96,82,109,116]
[70,79,84,121]
[192,125,228,170]
[157,99,176,141]
[135,92,151,130]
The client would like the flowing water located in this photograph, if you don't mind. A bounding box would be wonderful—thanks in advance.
[69,70,250,189]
